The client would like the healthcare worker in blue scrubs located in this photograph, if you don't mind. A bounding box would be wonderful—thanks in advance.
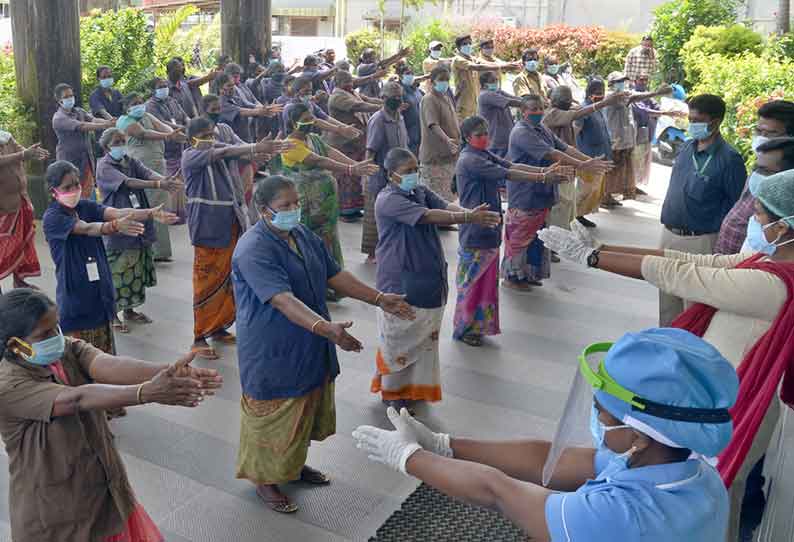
[353,328,739,541]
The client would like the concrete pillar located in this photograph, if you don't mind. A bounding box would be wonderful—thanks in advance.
[10,0,82,156]
[221,0,272,66]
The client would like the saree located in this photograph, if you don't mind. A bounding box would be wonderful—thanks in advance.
[603,148,636,200]
[0,199,40,282]
[361,180,380,256]
[632,141,653,187]
[453,247,500,340]
[371,306,444,402]
[419,161,456,202]
[548,181,576,229]
[577,171,605,217]
[67,322,116,356]
[501,208,550,283]
[281,134,344,268]
[336,145,366,218]
[165,156,187,225]
[236,379,336,485]
[193,223,239,340]
[104,505,163,542]
[107,247,157,311]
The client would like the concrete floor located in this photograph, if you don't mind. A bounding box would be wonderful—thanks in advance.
[0,165,673,542]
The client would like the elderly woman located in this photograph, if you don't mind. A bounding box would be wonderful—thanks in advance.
[538,169,794,542]
[95,128,182,333]
[575,79,614,223]
[118,92,186,262]
[42,160,177,356]
[373,148,501,409]
[454,116,570,347]
[231,175,414,513]
[279,103,378,283]
[52,83,115,199]
[0,288,222,542]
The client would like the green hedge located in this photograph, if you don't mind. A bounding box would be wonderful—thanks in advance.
[680,24,763,88]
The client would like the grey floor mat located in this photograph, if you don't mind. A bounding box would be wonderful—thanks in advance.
[369,483,529,541]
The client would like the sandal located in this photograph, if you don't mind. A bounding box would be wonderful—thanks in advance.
[124,311,152,324]
[460,334,483,347]
[300,466,331,485]
[210,332,236,345]
[190,345,220,360]
[256,486,298,514]
[112,320,130,334]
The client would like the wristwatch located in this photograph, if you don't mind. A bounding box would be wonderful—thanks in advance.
[587,250,601,268]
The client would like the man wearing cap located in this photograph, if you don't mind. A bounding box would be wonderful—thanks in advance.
[624,36,658,83]
[513,49,545,103]
[451,35,520,122]
[353,328,739,542]
[422,41,449,94]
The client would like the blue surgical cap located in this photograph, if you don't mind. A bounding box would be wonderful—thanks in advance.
[671,84,686,101]
[595,328,738,457]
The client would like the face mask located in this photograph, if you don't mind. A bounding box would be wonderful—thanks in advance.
[748,171,767,197]
[486,83,499,92]
[61,97,75,110]
[397,172,419,192]
[752,135,770,153]
[192,136,215,148]
[547,64,560,75]
[385,97,402,111]
[128,104,146,119]
[272,73,286,84]
[434,81,449,93]
[688,122,712,141]
[0,130,11,144]
[746,215,794,255]
[634,82,647,92]
[109,146,127,161]
[525,112,544,125]
[589,405,631,448]
[612,81,626,92]
[401,74,415,87]
[525,60,538,72]
[268,206,301,231]
[14,327,66,366]
[430,49,442,60]
[482,47,494,57]
[207,112,221,123]
[54,187,81,208]
[460,44,473,56]
[300,95,312,105]
[555,100,573,111]
[468,134,489,151]
[591,95,604,103]
[297,121,315,134]
[155,87,170,100]
[100,77,114,89]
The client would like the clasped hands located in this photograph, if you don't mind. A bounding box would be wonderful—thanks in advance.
[537,220,602,266]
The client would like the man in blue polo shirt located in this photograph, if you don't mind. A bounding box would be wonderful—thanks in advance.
[659,94,746,325]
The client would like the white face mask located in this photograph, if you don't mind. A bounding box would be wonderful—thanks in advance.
[0,130,11,144]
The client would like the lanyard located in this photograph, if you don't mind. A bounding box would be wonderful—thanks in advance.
[692,153,713,177]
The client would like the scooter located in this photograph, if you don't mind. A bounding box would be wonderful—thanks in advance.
[653,84,690,166]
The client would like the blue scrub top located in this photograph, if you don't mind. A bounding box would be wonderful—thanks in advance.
[545,450,729,542]
[232,221,342,401]
[42,200,116,334]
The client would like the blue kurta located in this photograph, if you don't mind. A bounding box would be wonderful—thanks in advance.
[232,221,342,400]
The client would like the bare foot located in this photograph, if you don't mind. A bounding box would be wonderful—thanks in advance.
[191,338,219,360]
[365,255,377,265]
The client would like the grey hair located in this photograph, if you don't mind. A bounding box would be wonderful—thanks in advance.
[253,175,296,210]
[384,147,416,175]
[45,160,79,189]
[550,85,572,102]
[334,70,353,87]
[382,81,402,97]
[99,127,124,150]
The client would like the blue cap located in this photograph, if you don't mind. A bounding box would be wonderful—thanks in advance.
[595,328,738,457]
[671,84,686,101]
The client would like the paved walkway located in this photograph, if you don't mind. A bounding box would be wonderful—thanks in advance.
[0,165,673,541]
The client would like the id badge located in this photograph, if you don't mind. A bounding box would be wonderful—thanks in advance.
[129,193,141,209]
[86,260,100,282]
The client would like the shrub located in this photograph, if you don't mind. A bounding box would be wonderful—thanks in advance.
[650,0,741,83]
[0,49,35,147]
[344,28,399,66]
[680,24,763,87]
[173,13,221,70]
[79,8,155,97]
[403,19,464,72]
[733,89,794,163]
[586,31,640,79]
[153,5,197,77]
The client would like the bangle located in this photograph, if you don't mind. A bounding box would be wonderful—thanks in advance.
[465,211,471,223]
[156,180,161,189]
[311,319,325,334]
[374,292,384,307]
[136,382,148,404]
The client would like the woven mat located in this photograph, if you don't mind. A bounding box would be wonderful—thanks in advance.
[369,483,529,542]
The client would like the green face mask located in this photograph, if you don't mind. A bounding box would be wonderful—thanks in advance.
[296,121,315,134]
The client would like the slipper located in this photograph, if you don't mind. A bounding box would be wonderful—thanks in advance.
[191,345,220,360]
[255,488,299,514]
[460,334,483,347]
[300,466,331,485]
[125,312,152,324]
[112,321,130,334]
[211,333,236,345]
[501,281,533,294]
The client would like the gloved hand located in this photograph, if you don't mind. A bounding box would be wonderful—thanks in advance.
[537,226,594,267]
[352,424,423,474]
[388,407,453,458]
[570,219,602,250]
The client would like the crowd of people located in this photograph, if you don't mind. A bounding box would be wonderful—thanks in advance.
[0,32,792,542]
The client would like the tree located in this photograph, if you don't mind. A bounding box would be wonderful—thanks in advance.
[778,0,791,34]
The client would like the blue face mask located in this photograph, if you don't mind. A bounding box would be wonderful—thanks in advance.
[460,44,473,56]
[16,327,66,366]
[61,97,75,110]
[746,215,794,255]
[100,77,114,89]
[525,60,539,72]
[398,172,419,192]
[613,81,626,92]
[748,171,767,197]
[547,64,560,75]
[109,146,127,161]
[128,104,146,119]
[155,87,169,100]
[589,405,631,448]
[486,83,499,91]
[434,81,449,94]
[688,122,712,141]
[268,207,301,231]
[401,74,415,87]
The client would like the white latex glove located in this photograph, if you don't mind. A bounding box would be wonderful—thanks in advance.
[352,424,423,474]
[388,407,453,458]
[537,226,593,267]
[570,220,602,250]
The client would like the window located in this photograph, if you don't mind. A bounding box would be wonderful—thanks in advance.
[289,17,318,37]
